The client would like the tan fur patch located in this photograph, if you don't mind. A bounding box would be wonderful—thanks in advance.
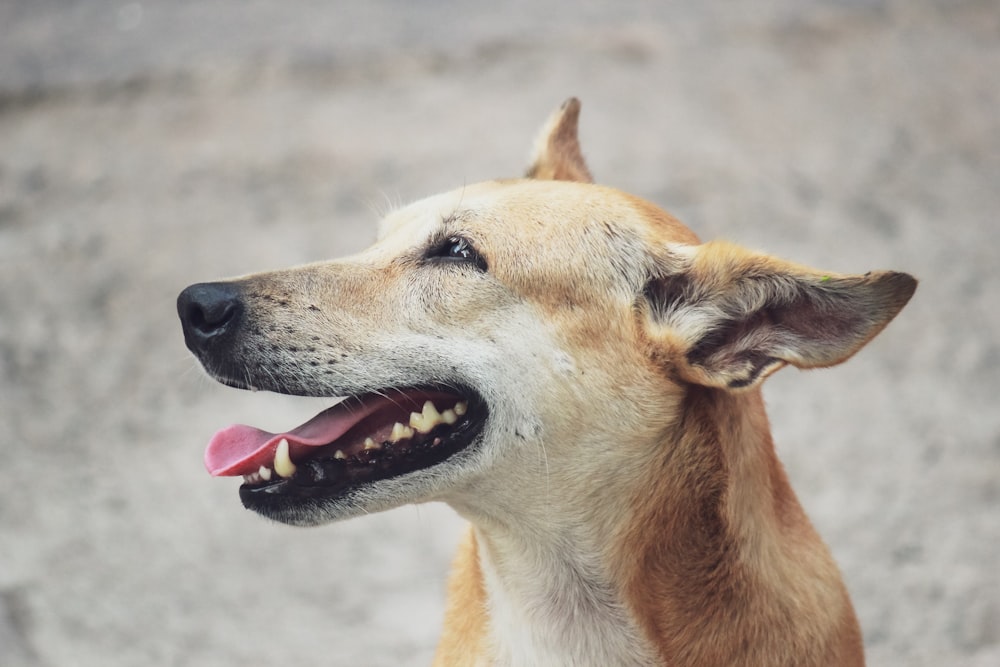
[525,97,594,183]
[434,529,489,666]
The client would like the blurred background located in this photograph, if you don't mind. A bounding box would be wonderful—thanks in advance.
[1,1,997,665]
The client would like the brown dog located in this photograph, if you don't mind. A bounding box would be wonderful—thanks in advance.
[178,99,915,666]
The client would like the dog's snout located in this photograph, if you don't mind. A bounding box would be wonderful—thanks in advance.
[177,282,244,353]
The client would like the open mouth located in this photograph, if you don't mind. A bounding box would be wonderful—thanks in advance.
[203,387,487,508]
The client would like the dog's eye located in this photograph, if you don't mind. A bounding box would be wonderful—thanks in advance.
[430,236,488,271]
[446,237,474,261]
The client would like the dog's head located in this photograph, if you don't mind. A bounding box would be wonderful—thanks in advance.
[178,99,915,526]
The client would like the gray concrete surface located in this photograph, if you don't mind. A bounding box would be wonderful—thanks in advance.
[1,1,997,665]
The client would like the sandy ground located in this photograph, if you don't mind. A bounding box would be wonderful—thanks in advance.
[1,1,998,665]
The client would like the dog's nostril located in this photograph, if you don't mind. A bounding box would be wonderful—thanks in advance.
[177,282,244,343]
[186,299,236,333]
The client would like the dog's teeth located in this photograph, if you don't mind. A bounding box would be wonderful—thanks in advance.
[423,400,442,421]
[441,409,457,425]
[410,400,444,434]
[363,437,381,451]
[243,472,261,484]
[454,402,468,416]
[274,438,297,478]
[258,466,272,482]
[390,422,414,442]
[409,412,423,431]
[432,437,442,447]
[334,449,347,460]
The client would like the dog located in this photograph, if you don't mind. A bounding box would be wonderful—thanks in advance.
[178,99,915,666]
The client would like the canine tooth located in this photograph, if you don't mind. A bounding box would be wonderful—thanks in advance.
[441,409,457,425]
[364,437,381,451]
[334,449,347,460]
[454,402,468,416]
[274,438,297,478]
[258,466,272,482]
[390,422,414,442]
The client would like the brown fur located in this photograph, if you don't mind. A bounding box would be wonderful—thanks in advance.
[615,387,864,666]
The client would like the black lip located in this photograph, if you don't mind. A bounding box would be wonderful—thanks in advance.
[237,389,487,513]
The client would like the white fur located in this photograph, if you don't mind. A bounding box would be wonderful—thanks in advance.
[475,527,657,667]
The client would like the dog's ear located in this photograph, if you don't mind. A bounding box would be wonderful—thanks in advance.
[643,241,917,390]
[525,97,594,183]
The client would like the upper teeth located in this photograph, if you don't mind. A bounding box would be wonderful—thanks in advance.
[408,400,466,433]
[410,400,444,434]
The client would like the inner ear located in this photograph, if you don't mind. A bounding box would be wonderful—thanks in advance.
[524,97,594,183]
[684,308,785,389]
[643,243,917,390]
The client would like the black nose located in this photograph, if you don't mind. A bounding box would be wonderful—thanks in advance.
[177,282,244,354]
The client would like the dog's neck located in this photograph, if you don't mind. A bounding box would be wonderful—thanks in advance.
[472,523,655,666]
[438,387,861,666]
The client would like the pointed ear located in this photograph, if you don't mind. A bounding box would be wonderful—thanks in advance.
[525,97,594,183]
[643,241,917,390]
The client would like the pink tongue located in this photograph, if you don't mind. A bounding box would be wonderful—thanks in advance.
[204,397,389,477]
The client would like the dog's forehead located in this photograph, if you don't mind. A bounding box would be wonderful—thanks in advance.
[375,183,497,243]
[376,179,698,250]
